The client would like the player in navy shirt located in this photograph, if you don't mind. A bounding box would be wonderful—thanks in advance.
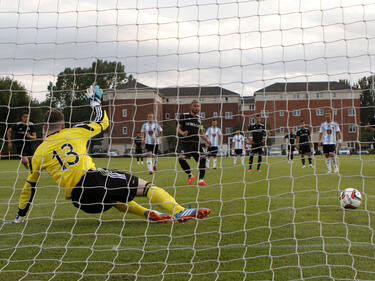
[368,115,375,150]
[296,120,313,168]
[247,115,269,172]
[284,128,296,162]
[7,111,36,168]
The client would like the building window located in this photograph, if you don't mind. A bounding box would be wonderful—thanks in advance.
[261,110,269,118]
[122,109,127,118]
[316,93,322,98]
[349,124,357,133]
[225,97,229,102]
[199,97,204,102]
[293,110,301,116]
[348,108,355,117]
[213,112,218,118]
[175,113,180,119]
[280,110,284,117]
[166,98,169,103]
[122,127,128,135]
[333,109,338,116]
[225,127,233,134]
[249,117,255,123]
[280,94,284,100]
[294,93,300,99]
[165,113,170,119]
[293,126,300,133]
[200,112,205,118]
[316,108,324,116]
[225,112,233,119]
[249,104,255,110]
[280,127,284,133]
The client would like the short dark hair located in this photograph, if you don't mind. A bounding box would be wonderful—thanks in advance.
[44,109,64,130]
[191,100,199,104]
[21,111,29,117]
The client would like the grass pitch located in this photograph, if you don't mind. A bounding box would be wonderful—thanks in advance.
[0,155,375,281]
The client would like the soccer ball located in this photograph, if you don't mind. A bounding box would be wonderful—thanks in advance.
[339,188,362,209]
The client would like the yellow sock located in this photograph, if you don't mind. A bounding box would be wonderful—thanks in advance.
[146,186,185,215]
[115,200,147,217]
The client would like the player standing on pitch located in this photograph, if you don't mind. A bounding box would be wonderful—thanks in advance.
[133,132,144,165]
[232,129,245,166]
[284,127,296,162]
[205,119,222,169]
[296,120,313,168]
[318,111,342,173]
[7,86,210,224]
[177,100,211,186]
[247,115,269,172]
[7,111,36,169]
[141,113,163,174]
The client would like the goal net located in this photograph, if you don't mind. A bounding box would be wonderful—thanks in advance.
[1,0,375,280]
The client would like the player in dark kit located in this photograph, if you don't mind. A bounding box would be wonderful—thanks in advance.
[133,132,144,165]
[247,115,269,172]
[177,100,211,186]
[296,121,313,168]
[7,111,36,169]
[284,128,296,162]
[367,115,375,150]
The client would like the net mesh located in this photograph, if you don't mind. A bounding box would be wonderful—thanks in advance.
[1,0,375,280]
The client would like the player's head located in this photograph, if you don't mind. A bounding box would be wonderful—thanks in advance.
[255,115,261,124]
[211,119,217,127]
[21,111,29,123]
[289,127,293,133]
[301,120,305,129]
[325,111,332,122]
[44,109,65,133]
[236,129,240,135]
[136,131,141,137]
[147,112,154,122]
[190,100,200,115]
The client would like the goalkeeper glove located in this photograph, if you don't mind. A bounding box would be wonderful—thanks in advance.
[85,85,103,107]
[4,214,25,224]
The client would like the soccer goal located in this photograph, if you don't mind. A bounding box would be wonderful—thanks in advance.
[1,0,375,280]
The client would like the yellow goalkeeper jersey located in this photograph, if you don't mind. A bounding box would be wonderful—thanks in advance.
[18,106,109,214]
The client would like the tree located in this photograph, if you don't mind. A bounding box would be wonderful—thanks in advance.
[163,121,177,154]
[47,59,132,124]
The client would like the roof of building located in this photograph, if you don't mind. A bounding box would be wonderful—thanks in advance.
[255,81,353,93]
[158,86,239,97]
[241,96,255,103]
[115,80,153,90]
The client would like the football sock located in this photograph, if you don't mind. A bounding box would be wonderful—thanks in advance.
[115,200,147,217]
[325,158,331,170]
[249,155,254,169]
[240,156,245,166]
[332,157,337,168]
[233,156,237,164]
[147,158,152,171]
[257,155,262,170]
[179,158,191,175]
[301,158,305,165]
[213,158,217,168]
[153,156,158,167]
[206,158,210,168]
[145,185,185,215]
[308,157,312,165]
[290,153,294,160]
[199,158,206,180]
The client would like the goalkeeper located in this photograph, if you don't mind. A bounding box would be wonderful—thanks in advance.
[9,86,210,224]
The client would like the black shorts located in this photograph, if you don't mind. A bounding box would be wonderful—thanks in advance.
[208,146,218,156]
[288,145,296,152]
[178,141,206,159]
[14,143,34,157]
[145,144,158,155]
[234,149,243,156]
[71,168,138,214]
[251,143,264,155]
[135,148,143,155]
[299,144,311,154]
[323,144,336,155]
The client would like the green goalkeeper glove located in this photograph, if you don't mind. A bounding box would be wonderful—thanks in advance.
[85,85,103,106]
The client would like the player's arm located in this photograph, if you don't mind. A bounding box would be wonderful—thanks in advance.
[7,127,12,150]
[177,115,188,136]
[218,129,223,147]
[318,125,323,145]
[336,128,342,146]
[7,157,41,223]
[200,127,211,146]
[76,85,109,138]
[156,124,163,143]
[26,124,37,139]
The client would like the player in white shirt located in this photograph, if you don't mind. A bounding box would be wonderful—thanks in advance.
[318,111,342,173]
[232,130,245,166]
[141,113,163,174]
[205,120,223,169]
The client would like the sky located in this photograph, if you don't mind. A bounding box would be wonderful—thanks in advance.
[0,0,375,101]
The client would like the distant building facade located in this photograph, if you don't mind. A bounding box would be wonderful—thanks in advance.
[102,80,361,154]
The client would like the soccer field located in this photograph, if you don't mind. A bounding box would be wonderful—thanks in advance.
[0,155,375,281]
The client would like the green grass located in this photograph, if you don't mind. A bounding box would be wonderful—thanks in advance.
[0,155,375,281]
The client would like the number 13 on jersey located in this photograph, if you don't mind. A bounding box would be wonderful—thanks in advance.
[52,143,80,170]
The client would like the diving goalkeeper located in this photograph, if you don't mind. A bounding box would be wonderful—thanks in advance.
[8,86,210,224]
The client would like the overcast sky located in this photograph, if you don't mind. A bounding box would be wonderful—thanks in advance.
[0,0,375,101]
